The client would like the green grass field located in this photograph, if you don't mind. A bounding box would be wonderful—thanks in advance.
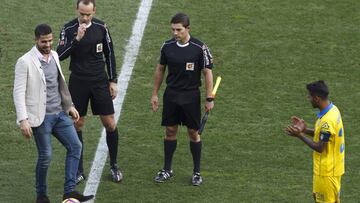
[1,0,360,202]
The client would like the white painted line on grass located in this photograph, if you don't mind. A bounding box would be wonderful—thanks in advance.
[83,0,153,201]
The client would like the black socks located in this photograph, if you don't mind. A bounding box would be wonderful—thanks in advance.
[77,131,84,174]
[164,139,202,173]
[164,139,177,171]
[190,141,202,173]
[106,128,119,167]
[78,128,119,172]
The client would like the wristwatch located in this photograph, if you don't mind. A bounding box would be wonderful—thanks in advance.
[109,78,118,83]
[206,97,214,102]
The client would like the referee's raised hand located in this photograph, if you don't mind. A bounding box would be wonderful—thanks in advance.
[76,23,87,41]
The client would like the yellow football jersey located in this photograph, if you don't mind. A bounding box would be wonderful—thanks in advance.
[313,103,345,176]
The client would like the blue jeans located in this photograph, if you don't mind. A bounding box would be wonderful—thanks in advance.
[32,111,81,195]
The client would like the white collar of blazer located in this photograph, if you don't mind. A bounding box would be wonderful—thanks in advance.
[29,46,64,85]
[29,46,46,84]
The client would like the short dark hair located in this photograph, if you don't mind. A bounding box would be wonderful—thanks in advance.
[306,80,329,99]
[170,13,190,28]
[34,24,52,39]
[77,0,96,8]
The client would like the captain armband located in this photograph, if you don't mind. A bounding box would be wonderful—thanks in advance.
[320,131,331,142]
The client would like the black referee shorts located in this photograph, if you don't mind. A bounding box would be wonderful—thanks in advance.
[162,88,201,130]
[69,76,115,117]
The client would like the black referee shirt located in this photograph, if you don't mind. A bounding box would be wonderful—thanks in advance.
[57,18,117,82]
[160,36,213,91]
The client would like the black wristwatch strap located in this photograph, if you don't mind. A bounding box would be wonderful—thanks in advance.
[109,78,118,83]
[206,97,214,102]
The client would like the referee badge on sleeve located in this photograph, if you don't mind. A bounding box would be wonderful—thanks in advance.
[96,43,103,53]
[186,62,195,71]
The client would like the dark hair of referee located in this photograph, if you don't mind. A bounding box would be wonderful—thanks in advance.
[170,13,190,28]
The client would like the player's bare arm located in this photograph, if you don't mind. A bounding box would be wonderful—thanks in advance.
[203,68,214,112]
[151,64,165,112]
[298,134,326,153]
[304,127,315,136]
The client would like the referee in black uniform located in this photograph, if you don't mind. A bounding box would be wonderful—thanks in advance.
[151,13,214,186]
[57,0,122,183]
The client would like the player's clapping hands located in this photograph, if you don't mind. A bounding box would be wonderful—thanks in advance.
[285,116,306,137]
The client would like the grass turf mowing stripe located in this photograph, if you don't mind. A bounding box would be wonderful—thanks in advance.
[83,0,153,200]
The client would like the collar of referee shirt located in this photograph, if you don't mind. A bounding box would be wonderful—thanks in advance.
[176,41,189,47]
